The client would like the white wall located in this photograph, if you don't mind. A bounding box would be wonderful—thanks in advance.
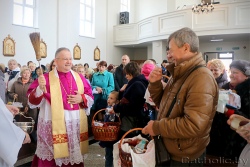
[54,0,109,68]
[133,48,147,60]
[105,0,139,66]
[175,0,199,10]
[133,0,168,22]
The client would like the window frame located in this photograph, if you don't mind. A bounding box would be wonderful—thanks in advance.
[79,0,95,38]
[13,0,38,28]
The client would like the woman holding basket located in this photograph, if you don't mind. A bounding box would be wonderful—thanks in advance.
[113,61,149,136]
[111,62,148,167]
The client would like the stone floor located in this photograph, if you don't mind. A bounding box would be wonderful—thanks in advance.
[15,140,105,167]
[84,142,105,167]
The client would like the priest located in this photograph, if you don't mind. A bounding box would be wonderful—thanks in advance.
[27,47,94,167]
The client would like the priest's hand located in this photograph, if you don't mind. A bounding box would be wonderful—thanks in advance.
[6,105,19,116]
[38,75,46,92]
[67,91,83,104]
[23,132,31,144]
[142,120,156,136]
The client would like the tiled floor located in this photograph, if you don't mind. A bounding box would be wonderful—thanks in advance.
[84,142,105,167]
[15,141,105,167]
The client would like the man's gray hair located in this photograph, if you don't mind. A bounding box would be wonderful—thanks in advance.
[168,27,199,53]
[55,47,70,58]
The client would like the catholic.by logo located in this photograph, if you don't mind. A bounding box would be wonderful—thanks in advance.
[182,157,248,166]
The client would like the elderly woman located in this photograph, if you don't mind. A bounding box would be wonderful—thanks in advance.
[28,62,37,80]
[4,59,20,92]
[207,59,228,88]
[4,59,21,103]
[8,67,37,121]
[207,59,250,161]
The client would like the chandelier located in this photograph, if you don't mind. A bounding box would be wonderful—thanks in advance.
[192,0,214,14]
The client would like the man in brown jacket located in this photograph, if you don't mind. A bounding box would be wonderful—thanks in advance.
[142,27,219,166]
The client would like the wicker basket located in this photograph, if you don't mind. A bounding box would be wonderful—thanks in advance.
[92,108,121,141]
[118,128,144,167]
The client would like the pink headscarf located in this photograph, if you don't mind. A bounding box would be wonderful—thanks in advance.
[141,63,155,80]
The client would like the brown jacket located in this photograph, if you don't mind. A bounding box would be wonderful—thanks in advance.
[149,53,218,161]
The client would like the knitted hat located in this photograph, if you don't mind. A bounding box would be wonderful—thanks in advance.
[230,60,250,77]
[141,63,155,80]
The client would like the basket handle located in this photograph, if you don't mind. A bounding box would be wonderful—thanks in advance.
[91,108,121,125]
[13,96,16,103]
[92,108,106,124]
[118,128,143,148]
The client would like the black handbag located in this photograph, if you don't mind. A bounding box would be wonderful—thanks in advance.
[92,91,108,111]
[154,135,171,166]
[154,65,204,167]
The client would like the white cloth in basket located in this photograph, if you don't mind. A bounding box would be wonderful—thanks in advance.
[217,89,241,113]
[113,134,155,167]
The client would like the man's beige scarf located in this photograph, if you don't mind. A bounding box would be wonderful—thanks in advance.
[49,70,88,159]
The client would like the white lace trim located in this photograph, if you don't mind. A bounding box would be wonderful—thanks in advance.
[36,118,84,166]
[84,94,94,116]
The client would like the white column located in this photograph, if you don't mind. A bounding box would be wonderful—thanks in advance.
[151,41,167,64]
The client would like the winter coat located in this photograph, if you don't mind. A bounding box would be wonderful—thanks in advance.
[208,78,250,159]
[216,72,228,88]
[113,74,148,131]
[91,70,114,111]
[9,77,38,120]
[91,70,114,96]
[114,64,128,91]
[149,53,218,161]
[228,78,250,118]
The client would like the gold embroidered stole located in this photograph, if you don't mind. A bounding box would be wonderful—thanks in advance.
[49,70,88,159]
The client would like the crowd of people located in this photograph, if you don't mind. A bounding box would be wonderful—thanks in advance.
[0,27,249,167]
